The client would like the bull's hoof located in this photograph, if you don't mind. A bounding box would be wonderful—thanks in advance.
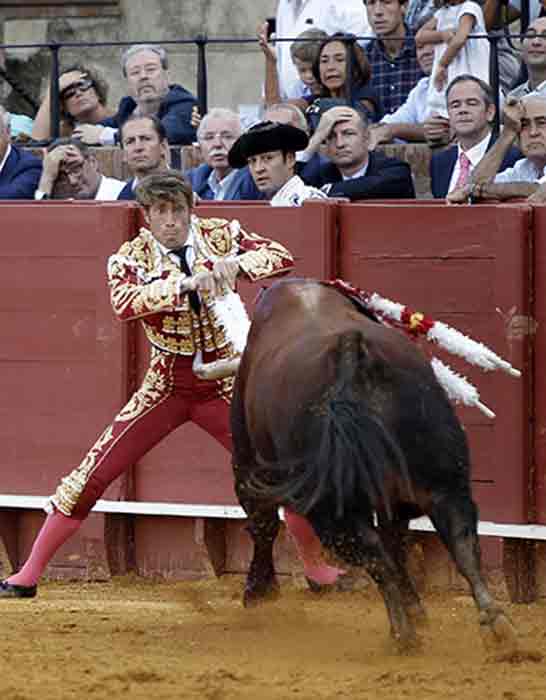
[243,580,280,608]
[480,611,518,657]
[406,603,428,628]
[391,631,423,656]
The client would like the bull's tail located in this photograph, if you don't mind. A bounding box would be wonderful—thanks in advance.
[249,330,409,519]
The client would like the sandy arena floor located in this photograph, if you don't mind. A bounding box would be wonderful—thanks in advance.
[1,576,545,700]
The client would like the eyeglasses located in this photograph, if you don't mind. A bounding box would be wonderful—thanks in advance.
[60,79,94,101]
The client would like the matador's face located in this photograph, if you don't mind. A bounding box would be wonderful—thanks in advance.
[145,196,191,250]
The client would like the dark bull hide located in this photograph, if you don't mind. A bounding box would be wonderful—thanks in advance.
[231,278,517,653]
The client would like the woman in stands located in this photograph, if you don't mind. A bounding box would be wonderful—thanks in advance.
[308,33,381,124]
[31,64,111,141]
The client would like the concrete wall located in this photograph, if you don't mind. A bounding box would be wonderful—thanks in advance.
[1,0,276,120]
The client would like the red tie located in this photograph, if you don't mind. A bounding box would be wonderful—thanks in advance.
[455,151,471,189]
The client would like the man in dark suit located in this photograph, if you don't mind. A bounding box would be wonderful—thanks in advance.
[430,75,520,199]
[308,105,415,200]
[0,106,42,199]
[117,114,170,201]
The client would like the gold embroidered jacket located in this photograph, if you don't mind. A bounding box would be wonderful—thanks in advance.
[107,215,293,357]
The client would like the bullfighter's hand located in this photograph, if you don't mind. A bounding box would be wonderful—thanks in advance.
[212,257,240,293]
[446,184,472,204]
[72,124,105,145]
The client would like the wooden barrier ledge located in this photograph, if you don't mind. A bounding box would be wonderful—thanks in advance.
[1,495,545,601]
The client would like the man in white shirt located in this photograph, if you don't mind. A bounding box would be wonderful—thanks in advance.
[227,120,327,205]
[273,0,371,100]
[34,138,124,200]
[430,75,519,198]
[448,93,546,202]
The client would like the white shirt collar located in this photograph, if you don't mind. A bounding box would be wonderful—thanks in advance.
[207,168,237,200]
[457,132,491,167]
[341,160,369,181]
[0,144,12,175]
[153,224,197,273]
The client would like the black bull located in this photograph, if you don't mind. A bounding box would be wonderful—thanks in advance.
[230,278,517,652]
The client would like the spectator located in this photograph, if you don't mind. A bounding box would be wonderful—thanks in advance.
[187,108,261,201]
[117,115,171,200]
[365,0,425,116]
[448,94,546,202]
[259,27,327,107]
[0,105,41,199]
[263,102,326,183]
[430,75,520,198]
[228,120,328,205]
[273,0,371,100]
[509,18,546,99]
[416,0,490,118]
[368,38,435,148]
[309,105,416,199]
[31,65,110,142]
[484,0,543,94]
[72,45,198,147]
[308,34,380,122]
[34,138,124,200]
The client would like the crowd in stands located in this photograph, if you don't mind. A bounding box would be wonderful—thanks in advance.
[2,0,546,206]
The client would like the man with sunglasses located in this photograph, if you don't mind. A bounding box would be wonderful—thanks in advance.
[34,138,124,200]
[72,44,198,147]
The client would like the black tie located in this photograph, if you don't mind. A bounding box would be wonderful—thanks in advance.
[172,245,200,314]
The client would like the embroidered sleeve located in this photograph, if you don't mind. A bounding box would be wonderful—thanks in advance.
[107,253,185,321]
[234,222,294,282]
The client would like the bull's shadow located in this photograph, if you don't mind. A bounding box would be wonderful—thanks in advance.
[231,278,517,655]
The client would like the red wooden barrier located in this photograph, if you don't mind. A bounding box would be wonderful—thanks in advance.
[0,202,138,578]
[1,200,543,594]
[337,202,532,524]
[532,206,546,525]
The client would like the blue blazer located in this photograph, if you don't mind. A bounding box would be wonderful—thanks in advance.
[0,145,42,199]
[117,179,136,201]
[187,164,264,201]
[430,135,521,198]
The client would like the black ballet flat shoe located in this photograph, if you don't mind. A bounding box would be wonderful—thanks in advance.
[0,580,37,599]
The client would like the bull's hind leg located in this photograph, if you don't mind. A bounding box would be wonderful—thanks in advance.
[428,495,517,654]
[330,518,420,652]
[378,515,427,626]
